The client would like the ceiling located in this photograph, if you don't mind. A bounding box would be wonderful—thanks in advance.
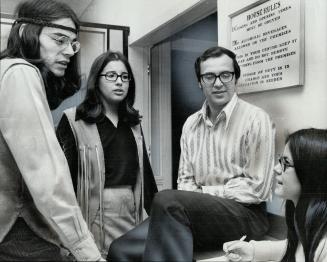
[0,0,94,18]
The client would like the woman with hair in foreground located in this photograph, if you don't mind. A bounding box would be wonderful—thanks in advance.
[0,0,103,260]
[56,50,158,256]
[224,128,327,262]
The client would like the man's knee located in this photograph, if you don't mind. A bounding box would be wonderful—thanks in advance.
[151,190,180,211]
[107,238,124,261]
[151,190,191,225]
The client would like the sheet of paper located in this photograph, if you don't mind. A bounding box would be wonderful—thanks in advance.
[197,255,229,262]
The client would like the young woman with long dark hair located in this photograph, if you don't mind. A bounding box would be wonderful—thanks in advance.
[0,0,103,260]
[224,128,327,262]
[56,51,158,256]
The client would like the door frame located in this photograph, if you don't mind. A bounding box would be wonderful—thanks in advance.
[129,0,217,190]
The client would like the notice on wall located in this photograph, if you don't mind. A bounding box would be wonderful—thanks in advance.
[230,0,304,94]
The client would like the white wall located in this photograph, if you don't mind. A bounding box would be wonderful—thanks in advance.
[218,0,327,215]
[80,0,201,43]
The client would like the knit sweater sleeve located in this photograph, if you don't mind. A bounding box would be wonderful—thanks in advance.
[250,239,287,262]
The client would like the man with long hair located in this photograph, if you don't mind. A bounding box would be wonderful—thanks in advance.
[0,0,103,260]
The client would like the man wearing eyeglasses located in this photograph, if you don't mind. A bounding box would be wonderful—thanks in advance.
[108,46,275,262]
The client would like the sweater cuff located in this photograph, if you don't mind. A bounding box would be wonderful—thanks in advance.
[249,240,276,262]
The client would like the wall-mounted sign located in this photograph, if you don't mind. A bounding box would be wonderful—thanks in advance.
[229,0,304,94]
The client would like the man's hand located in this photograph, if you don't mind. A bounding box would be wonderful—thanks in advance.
[199,171,229,186]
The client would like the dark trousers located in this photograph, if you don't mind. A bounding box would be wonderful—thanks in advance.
[0,218,64,261]
[108,189,269,262]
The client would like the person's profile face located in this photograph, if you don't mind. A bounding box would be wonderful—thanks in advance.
[39,18,78,77]
[98,60,130,106]
[274,142,301,204]
[199,55,236,109]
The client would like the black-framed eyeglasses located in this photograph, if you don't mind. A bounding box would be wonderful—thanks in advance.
[99,72,131,82]
[200,72,235,86]
[278,155,294,172]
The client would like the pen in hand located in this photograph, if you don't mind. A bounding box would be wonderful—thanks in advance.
[223,235,253,262]
[239,235,247,242]
[224,235,247,254]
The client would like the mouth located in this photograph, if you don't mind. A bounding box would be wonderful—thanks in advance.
[56,61,69,67]
[113,89,124,95]
[212,90,226,95]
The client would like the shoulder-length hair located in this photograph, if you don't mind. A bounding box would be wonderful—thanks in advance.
[0,0,80,109]
[282,128,327,262]
[76,51,141,126]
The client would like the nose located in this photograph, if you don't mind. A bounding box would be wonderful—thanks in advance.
[62,43,75,57]
[274,163,282,176]
[213,76,223,87]
[115,76,123,84]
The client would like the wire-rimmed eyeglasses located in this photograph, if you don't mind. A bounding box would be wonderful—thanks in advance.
[200,71,235,86]
[278,155,294,172]
[99,72,131,82]
[47,34,80,54]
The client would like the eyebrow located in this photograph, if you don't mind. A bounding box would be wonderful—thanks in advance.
[105,71,128,73]
[202,70,234,74]
[51,32,77,41]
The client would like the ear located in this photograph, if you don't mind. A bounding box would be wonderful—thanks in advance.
[198,82,203,90]
[233,79,238,94]
[18,24,26,37]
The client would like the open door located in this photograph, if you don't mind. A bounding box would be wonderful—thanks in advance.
[149,13,217,189]
[150,41,172,190]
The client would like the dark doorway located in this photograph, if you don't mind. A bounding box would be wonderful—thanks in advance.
[171,13,218,188]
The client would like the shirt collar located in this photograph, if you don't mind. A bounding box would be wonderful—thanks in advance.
[198,93,238,129]
[223,93,238,129]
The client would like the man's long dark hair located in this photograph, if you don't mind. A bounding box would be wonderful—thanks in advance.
[0,0,80,109]
[76,51,141,126]
[282,128,327,262]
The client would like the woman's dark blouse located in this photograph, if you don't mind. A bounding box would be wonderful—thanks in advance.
[56,114,158,213]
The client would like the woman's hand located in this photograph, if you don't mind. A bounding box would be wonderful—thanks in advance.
[223,240,254,261]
